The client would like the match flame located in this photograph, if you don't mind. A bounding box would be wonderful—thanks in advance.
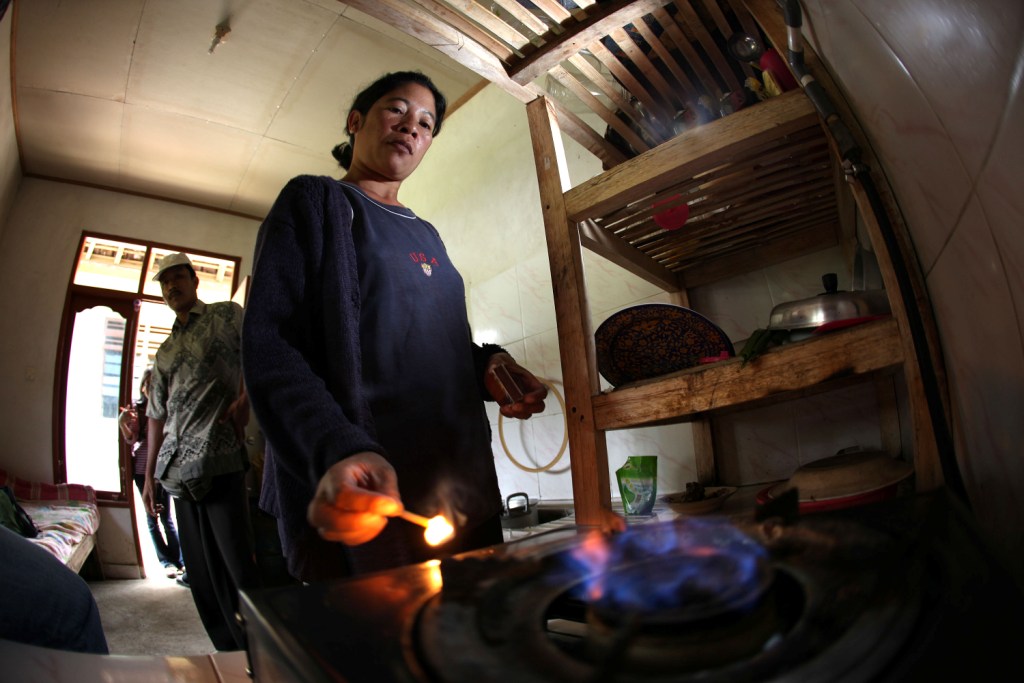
[424,515,454,546]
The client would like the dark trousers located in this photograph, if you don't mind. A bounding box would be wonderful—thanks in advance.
[174,471,262,651]
[0,526,108,653]
[133,473,181,568]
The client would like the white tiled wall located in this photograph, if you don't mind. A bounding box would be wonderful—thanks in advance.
[800,0,1024,586]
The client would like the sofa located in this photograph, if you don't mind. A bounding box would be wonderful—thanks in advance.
[0,469,100,574]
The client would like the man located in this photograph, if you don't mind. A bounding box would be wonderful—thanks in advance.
[143,252,260,652]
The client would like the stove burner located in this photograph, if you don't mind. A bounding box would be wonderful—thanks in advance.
[239,492,1024,683]
[416,515,924,682]
[578,567,799,675]
[563,519,770,621]
[587,552,773,626]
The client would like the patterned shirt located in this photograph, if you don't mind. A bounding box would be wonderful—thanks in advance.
[148,300,248,500]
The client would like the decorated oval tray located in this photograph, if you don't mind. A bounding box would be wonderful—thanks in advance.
[595,304,735,387]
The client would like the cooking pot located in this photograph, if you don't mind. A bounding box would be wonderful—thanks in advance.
[768,273,890,332]
[756,447,913,513]
[500,492,539,529]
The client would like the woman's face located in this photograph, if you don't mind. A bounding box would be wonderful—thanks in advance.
[347,82,437,181]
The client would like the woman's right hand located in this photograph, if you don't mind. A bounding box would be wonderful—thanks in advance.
[307,452,403,546]
[118,407,139,443]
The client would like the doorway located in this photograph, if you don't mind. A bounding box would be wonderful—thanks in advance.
[55,233,241,575]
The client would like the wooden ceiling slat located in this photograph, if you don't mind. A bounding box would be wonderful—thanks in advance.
[675,225,839,287]
[488,0,553,38]
[507,0,673,85]
[548,65,653,153]
[699,0,755,80]
[699,0,734,37]
[565,55,667,144]
[607,27,682,119]
[671,0,742,94]
[567,54,642,126]
[633,15,700,106]
[651,7,724,99]
[526,0,575,24]
[396,0,518,62]
[445,0,536,51]
[565,91,818,221]
[587,39,673,133]
[338,0,529,98]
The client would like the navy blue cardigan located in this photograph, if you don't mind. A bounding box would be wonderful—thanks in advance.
[243,176,504,581]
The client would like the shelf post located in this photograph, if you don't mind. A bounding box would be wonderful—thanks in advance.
[526,96,613,527]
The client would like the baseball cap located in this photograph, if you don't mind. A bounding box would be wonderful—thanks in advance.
[152,252,194,281]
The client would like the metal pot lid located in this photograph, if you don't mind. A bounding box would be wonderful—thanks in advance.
[768,273,890,331]
[771,448,913,501]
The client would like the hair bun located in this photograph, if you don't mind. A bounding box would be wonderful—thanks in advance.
[331,141,353,170]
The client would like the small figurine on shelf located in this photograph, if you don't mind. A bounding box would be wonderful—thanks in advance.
[746,76,768,101]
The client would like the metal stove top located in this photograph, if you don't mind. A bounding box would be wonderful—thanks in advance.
[239,491,1024,682]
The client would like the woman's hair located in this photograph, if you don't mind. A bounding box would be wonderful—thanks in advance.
[331,71,447,170]
[139,368,152,395]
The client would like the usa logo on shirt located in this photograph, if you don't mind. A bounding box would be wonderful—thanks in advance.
[410,252,438,277]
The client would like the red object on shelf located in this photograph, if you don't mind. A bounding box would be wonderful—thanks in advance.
[756,483,900,513]
[759,48,798,92]
[812,314,891,335]
[652,194,689,230]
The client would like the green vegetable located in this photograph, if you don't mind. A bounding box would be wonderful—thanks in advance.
[739,328,790,365]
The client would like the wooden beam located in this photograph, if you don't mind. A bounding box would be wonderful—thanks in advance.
[526,96,614,527]
[336,0,534,102]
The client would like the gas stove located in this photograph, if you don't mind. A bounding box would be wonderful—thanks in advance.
[239,491,1023,682]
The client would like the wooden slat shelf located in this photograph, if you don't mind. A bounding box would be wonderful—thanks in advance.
[592,318,904,430]
[564,88,839,288]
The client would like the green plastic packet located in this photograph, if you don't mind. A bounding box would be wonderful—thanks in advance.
[616,455,658,517]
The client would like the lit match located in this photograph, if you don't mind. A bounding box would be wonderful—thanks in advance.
[398,510,454,546]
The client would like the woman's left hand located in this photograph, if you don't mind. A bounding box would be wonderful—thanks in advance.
[485,353,548,419]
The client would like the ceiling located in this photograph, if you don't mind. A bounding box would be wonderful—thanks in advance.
[10,0,482,219]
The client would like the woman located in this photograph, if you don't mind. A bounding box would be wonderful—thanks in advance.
[118,368,183,579]
[243,71,547,583]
